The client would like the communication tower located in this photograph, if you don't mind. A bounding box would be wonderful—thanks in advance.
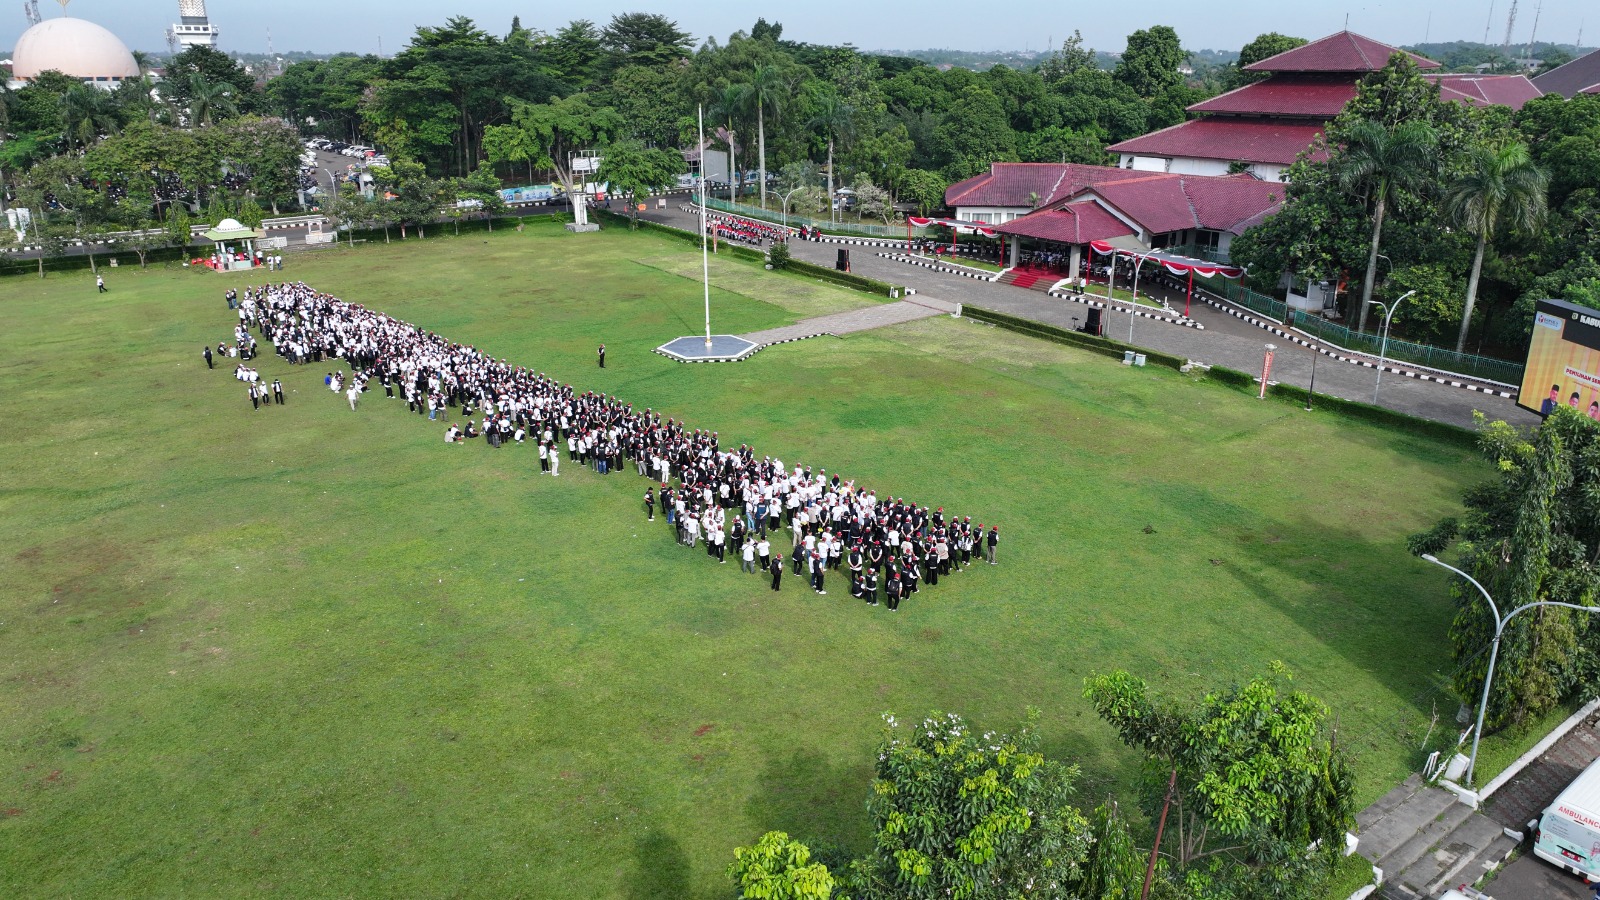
[172,0,219,50]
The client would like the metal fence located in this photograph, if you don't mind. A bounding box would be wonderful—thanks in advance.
[697,197,928,239]
[1196,275,1524,386]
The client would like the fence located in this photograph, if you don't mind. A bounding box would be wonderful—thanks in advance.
[696,197,928,240]
[1196,274,1524,386]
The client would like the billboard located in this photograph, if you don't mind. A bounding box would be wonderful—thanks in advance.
[1519,298,1600,419]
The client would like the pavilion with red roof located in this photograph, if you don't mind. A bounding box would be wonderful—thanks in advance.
[1108,31,1539,183]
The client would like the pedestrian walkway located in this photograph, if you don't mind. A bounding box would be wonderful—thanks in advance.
[635,205,1537,429]
[740,297,958,347]
[1356,774,1517,900]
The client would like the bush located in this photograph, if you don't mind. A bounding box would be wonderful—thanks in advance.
[768,241,790,270]
[962,305,1187,369]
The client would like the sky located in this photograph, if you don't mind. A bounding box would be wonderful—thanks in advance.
[2,0,1591,57]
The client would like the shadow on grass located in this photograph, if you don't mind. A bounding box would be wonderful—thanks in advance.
[744,747,874,860]
[620,828,692,900]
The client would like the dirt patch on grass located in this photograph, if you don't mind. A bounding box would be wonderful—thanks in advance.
[693,724,715,737]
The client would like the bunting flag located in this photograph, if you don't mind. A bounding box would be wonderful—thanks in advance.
[908,216,996,237]
[1087,241,1243,279]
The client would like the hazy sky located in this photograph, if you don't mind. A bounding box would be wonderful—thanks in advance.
[4,0,1590,56]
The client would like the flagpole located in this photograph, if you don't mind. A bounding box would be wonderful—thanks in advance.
[699,104,712,348]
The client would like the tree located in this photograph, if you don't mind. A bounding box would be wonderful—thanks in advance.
[709,83,748,203]
[1412,409,1600,731]
[808,92,856,222]
[727,832,835,900]
[547,20,605,90]
[459,162,506,230]
[932,86,1013,181]
[1114,26,1185,99]
[600,12,692,69]
[483,95,624,198]
[185,73,239,127]
[1227,33,1308,89]
[596,139,685,225]
[1084,665,1356,900]
[1443,140,1548,351]
[59,84,119,151]
[369,160,447,238]
[853,709,1092,900]
[1333,118,1439,332]
[166,205,194,256]
[898,169,946,216]
[745,63,793,209]
[851,176,895,226]
[1037,31,1098,86]
[162,45,258,119]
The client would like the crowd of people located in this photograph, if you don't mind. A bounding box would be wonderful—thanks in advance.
[706,212,794,247]
[220,282,999,610]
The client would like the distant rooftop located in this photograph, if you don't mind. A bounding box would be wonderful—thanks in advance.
[1244,31,1439,73]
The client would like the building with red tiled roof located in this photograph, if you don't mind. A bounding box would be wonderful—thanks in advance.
[943,162,1155,226]
[983,169,1284,274]
[1426,73,1543,109]
[1533,50,1600,98]
[1108,30,1538,183]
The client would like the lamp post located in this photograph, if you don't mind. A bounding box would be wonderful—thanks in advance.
[1420,554,1600,787]
[1365,289,1416,405]
[781,185,804,232]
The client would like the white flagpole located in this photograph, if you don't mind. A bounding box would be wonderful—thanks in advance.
[699,105,712,348]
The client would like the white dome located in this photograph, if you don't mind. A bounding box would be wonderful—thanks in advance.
[12,17,140,83]
[216,218,245,231]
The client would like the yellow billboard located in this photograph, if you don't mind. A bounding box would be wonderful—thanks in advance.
[1519,299,1600,419]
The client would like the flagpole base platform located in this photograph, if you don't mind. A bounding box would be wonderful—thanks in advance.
[655,335,759,363]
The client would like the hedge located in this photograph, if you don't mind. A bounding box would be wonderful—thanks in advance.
[781,257,901,297]
[961,305,1189,370]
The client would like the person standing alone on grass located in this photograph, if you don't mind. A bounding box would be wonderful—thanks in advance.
[203,345,214,369]
[97,275,107,294]
[597,344,605,368]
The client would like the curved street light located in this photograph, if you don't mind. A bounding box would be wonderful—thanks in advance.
[1421,554,1600,787]
[1364,289,1416,405]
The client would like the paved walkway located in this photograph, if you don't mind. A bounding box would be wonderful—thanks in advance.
[740,297,955,346]
[640,205,1538,429]
[1484,708,1600,833]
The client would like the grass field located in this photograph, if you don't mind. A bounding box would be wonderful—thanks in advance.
[1,220,1489,898]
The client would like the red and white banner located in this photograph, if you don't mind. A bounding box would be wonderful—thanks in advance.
[1087,241,1243,279]
[909,216,996,236]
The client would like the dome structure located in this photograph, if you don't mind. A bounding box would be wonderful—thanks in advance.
[10,17,140,88]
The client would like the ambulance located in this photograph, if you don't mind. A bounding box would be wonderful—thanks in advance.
[1532,754,1600,883]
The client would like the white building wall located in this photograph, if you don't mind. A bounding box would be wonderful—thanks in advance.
[954,205,1031,225]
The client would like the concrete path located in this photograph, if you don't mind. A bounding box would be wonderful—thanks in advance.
[638,204,1538,430]
[1483,708,1600,834]
[740,297,955,346]
[1479,853,1592,900]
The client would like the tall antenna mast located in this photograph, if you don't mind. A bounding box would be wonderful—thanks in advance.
[1524,0,1541,61]
[1484,1,1496,43]
[266,27,273,56]
[1503,0,1520,55]
[1425,11,1433,44]
[23,0,41,26]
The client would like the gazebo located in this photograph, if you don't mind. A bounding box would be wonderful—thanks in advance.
[201,218,265,271]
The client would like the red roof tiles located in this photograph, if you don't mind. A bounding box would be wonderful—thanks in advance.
[994,172,1284,242]
[1108,118,1328,166]
[996,201,1136,244]
[1244,31,1439,73]
[944,163,1150,209]
[1187,76,1360,117]
[1427,74,1543,110]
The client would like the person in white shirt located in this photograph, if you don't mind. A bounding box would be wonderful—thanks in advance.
[741,539,757,573]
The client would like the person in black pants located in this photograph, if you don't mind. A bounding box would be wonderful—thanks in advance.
[769,554,783,591]
[597,344,606,368]
[644,488,655,521]
[203,345,214,369]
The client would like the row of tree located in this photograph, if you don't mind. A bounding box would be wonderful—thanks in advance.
[731,665,1354,900]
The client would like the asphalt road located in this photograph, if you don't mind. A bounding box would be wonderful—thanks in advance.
[1479,853,1593,900]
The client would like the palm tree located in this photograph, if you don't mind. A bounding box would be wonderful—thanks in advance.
[708,84,747,204]
[744,63,790,210]
[807,93,856,224]
[1333,119,1438,332]
[187,74,238,127]
[1443,141,1548,352]
[59,85,118,150]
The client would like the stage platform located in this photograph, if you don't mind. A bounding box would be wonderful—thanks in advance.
[654,334,761,363]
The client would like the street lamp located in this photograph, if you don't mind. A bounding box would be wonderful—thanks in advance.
[781,185,805,232]
[1364,289,1416,405]
[1420,554,1600,787]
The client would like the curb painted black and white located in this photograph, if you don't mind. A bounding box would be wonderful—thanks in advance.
[1197,293,1518,398]
[1046,290,1205,330]
[877,252,1001,282]
[651,331,832,363]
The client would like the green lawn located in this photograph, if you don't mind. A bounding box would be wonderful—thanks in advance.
[1,220,1488,898]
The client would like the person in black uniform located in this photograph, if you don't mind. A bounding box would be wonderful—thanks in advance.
[597,344,606,368]
[770,554,783,591]
[203,345,214,369]
[811,551,826,595]
[987,526,999,565]
[643,487,655,521]
[271,379,284,405]
[885,574,902,611]
[865,569,879,605]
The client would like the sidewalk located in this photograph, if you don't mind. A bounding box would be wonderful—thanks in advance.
[638,205,1538,430]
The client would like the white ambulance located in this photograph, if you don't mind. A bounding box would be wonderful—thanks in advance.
[1532,754,1600,883]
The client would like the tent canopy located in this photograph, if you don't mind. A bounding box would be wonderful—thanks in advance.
[908,216,996,236]
[1088,241,1243,279]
